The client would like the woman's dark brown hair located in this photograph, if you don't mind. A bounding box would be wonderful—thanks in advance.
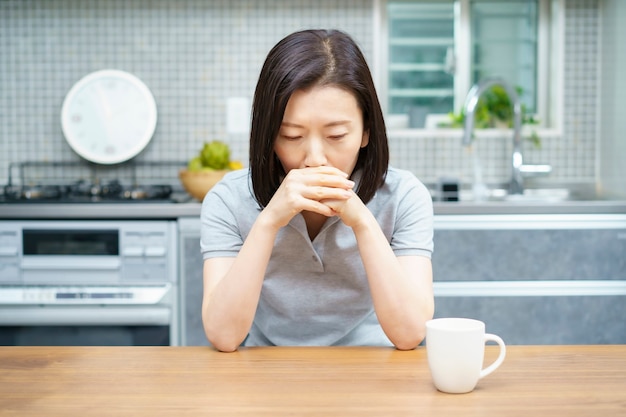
[249,29,389,207]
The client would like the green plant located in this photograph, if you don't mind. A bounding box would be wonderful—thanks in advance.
[440,85,541,148]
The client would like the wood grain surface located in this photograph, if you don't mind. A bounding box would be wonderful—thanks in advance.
[1,345,625,416]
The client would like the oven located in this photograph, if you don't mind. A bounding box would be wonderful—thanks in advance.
[0,220,179,346]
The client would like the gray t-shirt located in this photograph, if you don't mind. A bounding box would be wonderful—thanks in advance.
[200,166,433,347]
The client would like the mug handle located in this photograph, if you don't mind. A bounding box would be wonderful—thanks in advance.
[479,333,506,379]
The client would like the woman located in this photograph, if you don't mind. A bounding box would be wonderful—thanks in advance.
[201,29,433,352]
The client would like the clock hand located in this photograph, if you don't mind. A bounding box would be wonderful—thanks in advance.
[96,83,113,121]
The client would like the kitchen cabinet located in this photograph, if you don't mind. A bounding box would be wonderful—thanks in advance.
[177,217,209,346]
[178,213,626,346]
[432,214,626,344]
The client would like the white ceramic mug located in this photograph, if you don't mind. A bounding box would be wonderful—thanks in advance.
[426,318,506,394]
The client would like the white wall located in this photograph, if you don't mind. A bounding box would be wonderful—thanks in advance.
[599,0,626,197]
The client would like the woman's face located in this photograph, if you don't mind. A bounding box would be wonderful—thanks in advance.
[274,85,369,176]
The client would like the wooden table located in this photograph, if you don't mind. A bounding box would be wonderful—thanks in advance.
[1,345,625,416]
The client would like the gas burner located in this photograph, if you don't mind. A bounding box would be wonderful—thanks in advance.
[122,185,173,201]
[67,179,127,200]
[20,185,64,200]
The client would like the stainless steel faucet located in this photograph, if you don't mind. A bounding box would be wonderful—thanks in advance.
[461,77,551,195]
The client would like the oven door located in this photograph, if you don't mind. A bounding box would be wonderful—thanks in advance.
[0,285,179,346]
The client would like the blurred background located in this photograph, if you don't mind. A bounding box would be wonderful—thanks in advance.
[0,0,623,195]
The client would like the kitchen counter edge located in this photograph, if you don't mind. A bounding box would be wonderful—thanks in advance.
[1,200,625,219]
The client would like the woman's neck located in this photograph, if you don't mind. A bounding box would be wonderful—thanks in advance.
[301,211,328,241]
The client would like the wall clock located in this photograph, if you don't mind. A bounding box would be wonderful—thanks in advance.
[61,69,158,165]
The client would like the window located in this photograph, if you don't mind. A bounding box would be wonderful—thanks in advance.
[386,2,456,119]
[381,0,561,129]
[471,1,538,112]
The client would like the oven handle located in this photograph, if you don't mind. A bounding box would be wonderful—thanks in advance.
[0,307,170,326]
[21,257,121,270]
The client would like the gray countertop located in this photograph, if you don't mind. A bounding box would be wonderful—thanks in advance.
[1,199,625,220]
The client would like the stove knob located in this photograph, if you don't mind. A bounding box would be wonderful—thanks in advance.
[0,246,18,256]
[145,246,166,257]
[123,247,144,257]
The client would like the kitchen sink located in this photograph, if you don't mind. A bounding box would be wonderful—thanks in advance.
[431,182,612,203]
[481,187,571,202]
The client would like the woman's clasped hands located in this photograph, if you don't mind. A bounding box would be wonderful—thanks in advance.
[264,166,365,229]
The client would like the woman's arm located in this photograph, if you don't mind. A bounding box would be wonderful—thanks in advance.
[202,213,279,352]
[324,192,434,350]
[352,212,434,350]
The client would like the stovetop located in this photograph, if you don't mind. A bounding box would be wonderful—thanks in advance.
[0,160,191,204]
[1,180,176,204]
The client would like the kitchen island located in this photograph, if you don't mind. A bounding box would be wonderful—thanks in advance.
[0,345,625,416]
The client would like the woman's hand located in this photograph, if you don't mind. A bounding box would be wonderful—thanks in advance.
[322,189,370,229]
[262,166,355,228]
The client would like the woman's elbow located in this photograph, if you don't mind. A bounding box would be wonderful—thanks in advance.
[394,329,425,351]
[210,339,241,353]
[205,328,243,352]
[391,317,429,350]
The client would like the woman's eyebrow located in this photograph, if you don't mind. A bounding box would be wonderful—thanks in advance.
[324,120,351,127]
[280,121,304,128]
[280,120,352,128]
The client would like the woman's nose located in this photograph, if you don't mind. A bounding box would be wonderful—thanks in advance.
[303,138,327,167]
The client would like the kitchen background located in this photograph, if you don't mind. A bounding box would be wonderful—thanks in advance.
[1,0,624,347]
[0,0,624,196]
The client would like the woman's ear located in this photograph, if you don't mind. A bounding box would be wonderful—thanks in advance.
[360,130,369,148]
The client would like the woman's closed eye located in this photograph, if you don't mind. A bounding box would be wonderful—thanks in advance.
[328,133,347,140]
[281,135,302,141]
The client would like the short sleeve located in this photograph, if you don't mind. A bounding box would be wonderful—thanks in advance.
[200,171,250,259]
[389,172,434,258]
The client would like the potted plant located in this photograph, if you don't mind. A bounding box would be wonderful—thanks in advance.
[440,85,541,148]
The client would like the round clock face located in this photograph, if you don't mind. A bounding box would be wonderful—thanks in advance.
[61,70,158,165]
